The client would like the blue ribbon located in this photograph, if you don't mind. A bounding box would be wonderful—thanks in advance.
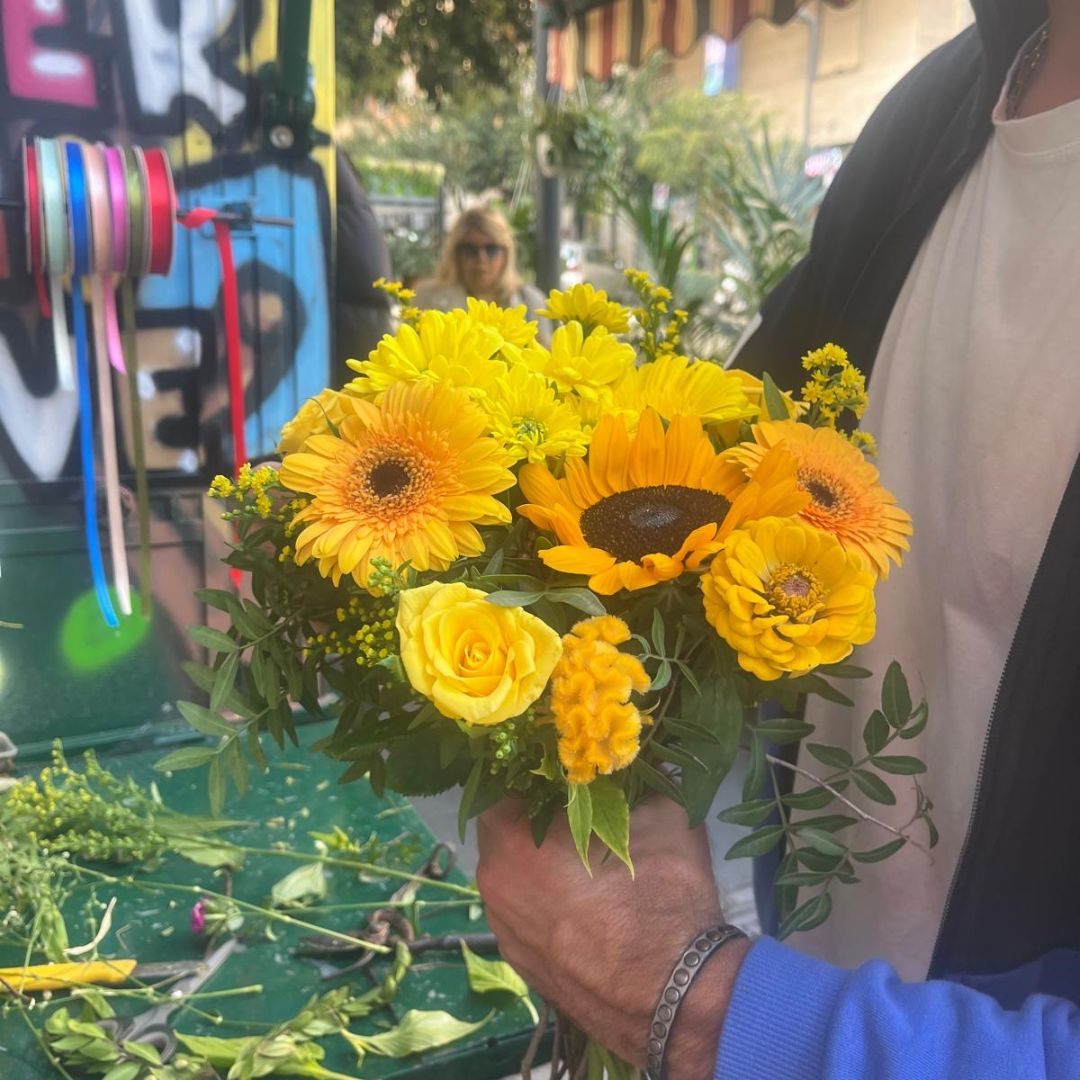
[67,140,119,628]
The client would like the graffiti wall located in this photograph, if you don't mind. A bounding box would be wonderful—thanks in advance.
[0,1,336,748]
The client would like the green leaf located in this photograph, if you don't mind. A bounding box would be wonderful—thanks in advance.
[650,608,667,654]
[208,754,226,816]
[795,814,858,832]
[102,1063,142,1080]
[796,847,845,873]
[870,755,927,776]
[817,663,872,680]
[460,942,539,1024]
[850,768,897,805]
[196,587,239,614]
[787,673,854,707]
[458,759,484,842]
[742,737,767,803]
[660,716,720,743]
[681,678,744,827]
[716,798,775,827]
[210,651,240,713]
[187,625,239,653]
[121,1040,164,1065]
[778,892,833,938]
[805,743,853,770]
[545,587,606,616]
[852,838,907,863]
[247,725,269,774]
[725,825,785,860]
[271,862,327,908]
[753,718,814,745]
[773,869,832,887]
[182,660,253,718]
[154,746,218,773]
[900,700,929,740]
[760,371,788,421]
[343,1009,493,1062]
[176,1033,251,1067]
[225,738,250,797]
[795,827,847,857]
[781,785,838,811]
[649,741,708,772]
[862,710,890,756]
[177,700,235,738]
[567,783,593,873]
[881,661,912,728]
[386,735,469,796]
[588,777,632,874]
[650,659,672,691]
[484,590,544,608]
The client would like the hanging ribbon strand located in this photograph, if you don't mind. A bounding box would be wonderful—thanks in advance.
[35,138,75,393]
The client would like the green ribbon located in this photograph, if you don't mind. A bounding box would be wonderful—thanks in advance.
[121,276,152,617]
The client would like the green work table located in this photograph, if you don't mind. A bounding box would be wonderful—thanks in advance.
[0,720,545,1079]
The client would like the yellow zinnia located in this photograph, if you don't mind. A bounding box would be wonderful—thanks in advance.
[280,382,514,588]
[701,517,876,682]
[482,364,590,464]
[611,354,756,430]
[526,322,636,403]
[549,615,649,784]
[517,409,809,594]
[723,420,912,578]
[278,389,358,454]
[465,298,538,347]
[538,283,631,334]
[344,308,506,400]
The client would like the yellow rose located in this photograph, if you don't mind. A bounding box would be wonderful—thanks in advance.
[278,389,358,454]
[397,582,562,726]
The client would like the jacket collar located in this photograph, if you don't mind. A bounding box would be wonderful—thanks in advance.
[971,0,1048,86]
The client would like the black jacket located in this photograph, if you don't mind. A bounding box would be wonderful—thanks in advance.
[739,0,1080,980]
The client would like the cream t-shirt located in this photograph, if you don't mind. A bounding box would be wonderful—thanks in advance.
[793,80,1080,979]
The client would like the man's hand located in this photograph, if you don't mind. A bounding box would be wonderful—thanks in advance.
[477,796,751,1078]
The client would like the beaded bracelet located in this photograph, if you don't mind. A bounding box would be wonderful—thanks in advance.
[644,923,747,1079]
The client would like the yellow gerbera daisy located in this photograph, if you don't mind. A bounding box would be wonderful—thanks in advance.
[482,364,590,463]
[538,283,631,334]
[724,420,912,578]
[549,615,650,784]
[279,382,515,588]
[344,308,506,400]
[517,409,809,594]
[278,389,360,454]
[611,354,757,430]
[464,298,538,347]
[525,322,636,404]
[701,517,876,681]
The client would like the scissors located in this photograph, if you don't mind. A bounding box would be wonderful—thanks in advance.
[95,938,239,1062]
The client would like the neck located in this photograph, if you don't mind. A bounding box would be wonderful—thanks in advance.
[1017,4,1080,117]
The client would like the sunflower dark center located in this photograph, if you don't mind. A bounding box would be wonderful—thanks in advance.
[579,485,731,563]
[368,459,412,497]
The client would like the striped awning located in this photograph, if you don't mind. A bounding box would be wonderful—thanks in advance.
[545,0,853,92]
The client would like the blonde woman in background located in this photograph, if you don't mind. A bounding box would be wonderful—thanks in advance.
[414,206,551,342]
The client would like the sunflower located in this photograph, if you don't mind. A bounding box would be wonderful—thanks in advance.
[344,308,506,400]
[279,382,515,588]
[538,283,631,334]
[465,298,538,347]
[611,354,756,430]
[482,363,590,463]
[701,517,876,681]
[724,420,912,578]
[517,409,809,594]
[525,321,636,404]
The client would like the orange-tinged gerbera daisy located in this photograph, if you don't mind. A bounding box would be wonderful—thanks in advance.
[517,409,809,594]
[280,382,515,588]
[723,420,912,579]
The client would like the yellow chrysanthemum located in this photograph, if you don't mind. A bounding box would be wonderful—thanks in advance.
[538,284,631,334]
[611,354,757,429]
[278,389,361,454]
[701,517,876,681]
[517,409,809,595]
[526,322,636,403]
[279,382,515,588]
[723,421,912,578]
[464,298,538,347]
[344,308,507,400]
[549,615,650,784]
[482,364,590,463]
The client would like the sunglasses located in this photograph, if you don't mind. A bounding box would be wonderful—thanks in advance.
[457,242,505,260]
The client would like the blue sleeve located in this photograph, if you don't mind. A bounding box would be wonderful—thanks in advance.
[715,938,1080,1080]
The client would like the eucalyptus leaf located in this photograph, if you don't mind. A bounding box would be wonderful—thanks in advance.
[342,1009,493,1062]
[650,608,667,654]
[460,942,539,1023]
[545,587,607,616]
[271,862,327,908]
[484,590,545,608]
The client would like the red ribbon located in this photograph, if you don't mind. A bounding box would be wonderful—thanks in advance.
[143,148,176,276]
[22,141,50,318]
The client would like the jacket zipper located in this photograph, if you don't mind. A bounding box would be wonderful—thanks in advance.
[926,539,1047,978]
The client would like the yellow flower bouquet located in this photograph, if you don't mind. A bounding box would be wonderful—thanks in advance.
[171,276,934,947]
